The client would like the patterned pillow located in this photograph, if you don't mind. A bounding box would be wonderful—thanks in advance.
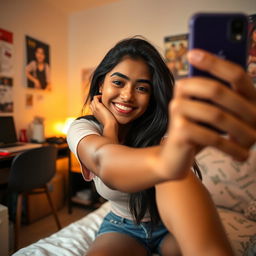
[244,200,256,221]
[218,208,256,256]
[196,147,256,214]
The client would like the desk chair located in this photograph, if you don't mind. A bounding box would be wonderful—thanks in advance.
[8,146,62,251]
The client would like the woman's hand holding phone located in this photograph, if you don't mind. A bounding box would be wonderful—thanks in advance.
[164,12,255,165]
[167,49,256,168]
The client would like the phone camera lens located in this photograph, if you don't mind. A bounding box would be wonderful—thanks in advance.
[230,19,245,42]
[232,19,243,32]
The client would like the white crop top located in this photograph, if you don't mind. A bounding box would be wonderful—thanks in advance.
[67,117,150,221]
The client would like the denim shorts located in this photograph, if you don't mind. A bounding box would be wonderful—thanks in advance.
[97,211,169,255]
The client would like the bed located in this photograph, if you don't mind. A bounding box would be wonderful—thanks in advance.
[13,148,256,256]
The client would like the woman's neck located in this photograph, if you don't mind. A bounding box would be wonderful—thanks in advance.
[118,123,132,144]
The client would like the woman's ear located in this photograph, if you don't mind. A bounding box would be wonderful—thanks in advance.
[99,85,103,94]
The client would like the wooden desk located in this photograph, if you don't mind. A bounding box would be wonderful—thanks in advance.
[0,144,100,214]
[0,143,70,166]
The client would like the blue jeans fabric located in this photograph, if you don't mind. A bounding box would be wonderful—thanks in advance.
[97,211,169,255]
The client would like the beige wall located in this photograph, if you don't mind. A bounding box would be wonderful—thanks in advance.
[1,0,256,136]
[0,0,69,137]
[68,0,256,116]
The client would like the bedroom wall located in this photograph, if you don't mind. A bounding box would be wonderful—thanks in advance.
[68,0,256,116]
[1,0,255,135]
[0,0,69,137]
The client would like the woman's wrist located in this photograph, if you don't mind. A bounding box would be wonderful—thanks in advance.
[155,135,196,181]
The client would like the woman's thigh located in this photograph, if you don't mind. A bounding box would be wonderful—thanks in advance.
[86,232,149,256]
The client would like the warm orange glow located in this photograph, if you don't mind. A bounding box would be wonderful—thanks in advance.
[51,117,76,136]
[53,121,66,136]
[62,117,76,134]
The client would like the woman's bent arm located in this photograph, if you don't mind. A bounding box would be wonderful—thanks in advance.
[77,136,167,192]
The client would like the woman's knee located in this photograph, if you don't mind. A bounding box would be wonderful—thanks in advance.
[159,233,182,256]
[86,249,112,256]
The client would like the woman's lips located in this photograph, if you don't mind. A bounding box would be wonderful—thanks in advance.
[113,103,134,114]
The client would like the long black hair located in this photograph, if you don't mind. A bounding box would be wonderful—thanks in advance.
[81,36,199,225]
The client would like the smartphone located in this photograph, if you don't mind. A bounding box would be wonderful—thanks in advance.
[189,12,248,84]
[188,13,248,133]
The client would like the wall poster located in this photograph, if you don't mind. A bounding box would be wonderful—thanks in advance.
[0,28,14,113]
[164,33,188,80]
[81,67,94,115]
[25,36,51,90]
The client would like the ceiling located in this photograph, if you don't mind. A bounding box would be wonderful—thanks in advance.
[42,0,119,14]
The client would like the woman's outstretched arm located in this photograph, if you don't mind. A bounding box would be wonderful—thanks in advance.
[76,49,256,193]
[155,49,256,256]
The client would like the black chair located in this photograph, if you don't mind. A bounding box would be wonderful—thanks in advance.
[8,146,62,251]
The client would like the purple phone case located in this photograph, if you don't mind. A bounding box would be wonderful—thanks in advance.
[189,13,248,83]
[188,13,248,133]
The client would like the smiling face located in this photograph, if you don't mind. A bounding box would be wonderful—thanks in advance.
[35,47,45,63]
[100,57,152,125]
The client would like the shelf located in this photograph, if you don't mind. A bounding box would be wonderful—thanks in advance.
[71,196,92,206]
[71,196,104,210]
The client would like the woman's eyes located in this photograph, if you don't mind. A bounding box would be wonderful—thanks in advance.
[112,80,150,93]
[112,80,123,86]
[136,86,149,93]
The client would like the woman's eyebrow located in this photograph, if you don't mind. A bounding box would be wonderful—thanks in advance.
[137,79,152,86]
[110,72,129,80]
[110,72,151,85]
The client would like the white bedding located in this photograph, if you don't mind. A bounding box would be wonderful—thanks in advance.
[13,202,256,256]
[13,202,110,256]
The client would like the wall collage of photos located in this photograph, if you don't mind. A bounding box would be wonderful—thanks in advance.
[0,31,50,114]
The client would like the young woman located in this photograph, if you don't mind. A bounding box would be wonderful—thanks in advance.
[67,37,256,256]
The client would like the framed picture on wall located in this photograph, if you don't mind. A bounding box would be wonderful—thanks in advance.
[0,77,13,113]
[81,67,94,115]
[248,14,256,86]
[164,33,188,80]
[25,36,51,90]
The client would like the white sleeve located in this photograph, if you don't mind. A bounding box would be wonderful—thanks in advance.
[25,60,36,73]
[67,118,102,181]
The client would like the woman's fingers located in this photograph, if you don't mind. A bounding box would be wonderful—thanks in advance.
[187,49,256,101]
[175,77,256,128]
[168,49,256,163]
[90,95,118,126]
[170,98,256,149]
[90,95,102,112]
[169,115,249,161]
